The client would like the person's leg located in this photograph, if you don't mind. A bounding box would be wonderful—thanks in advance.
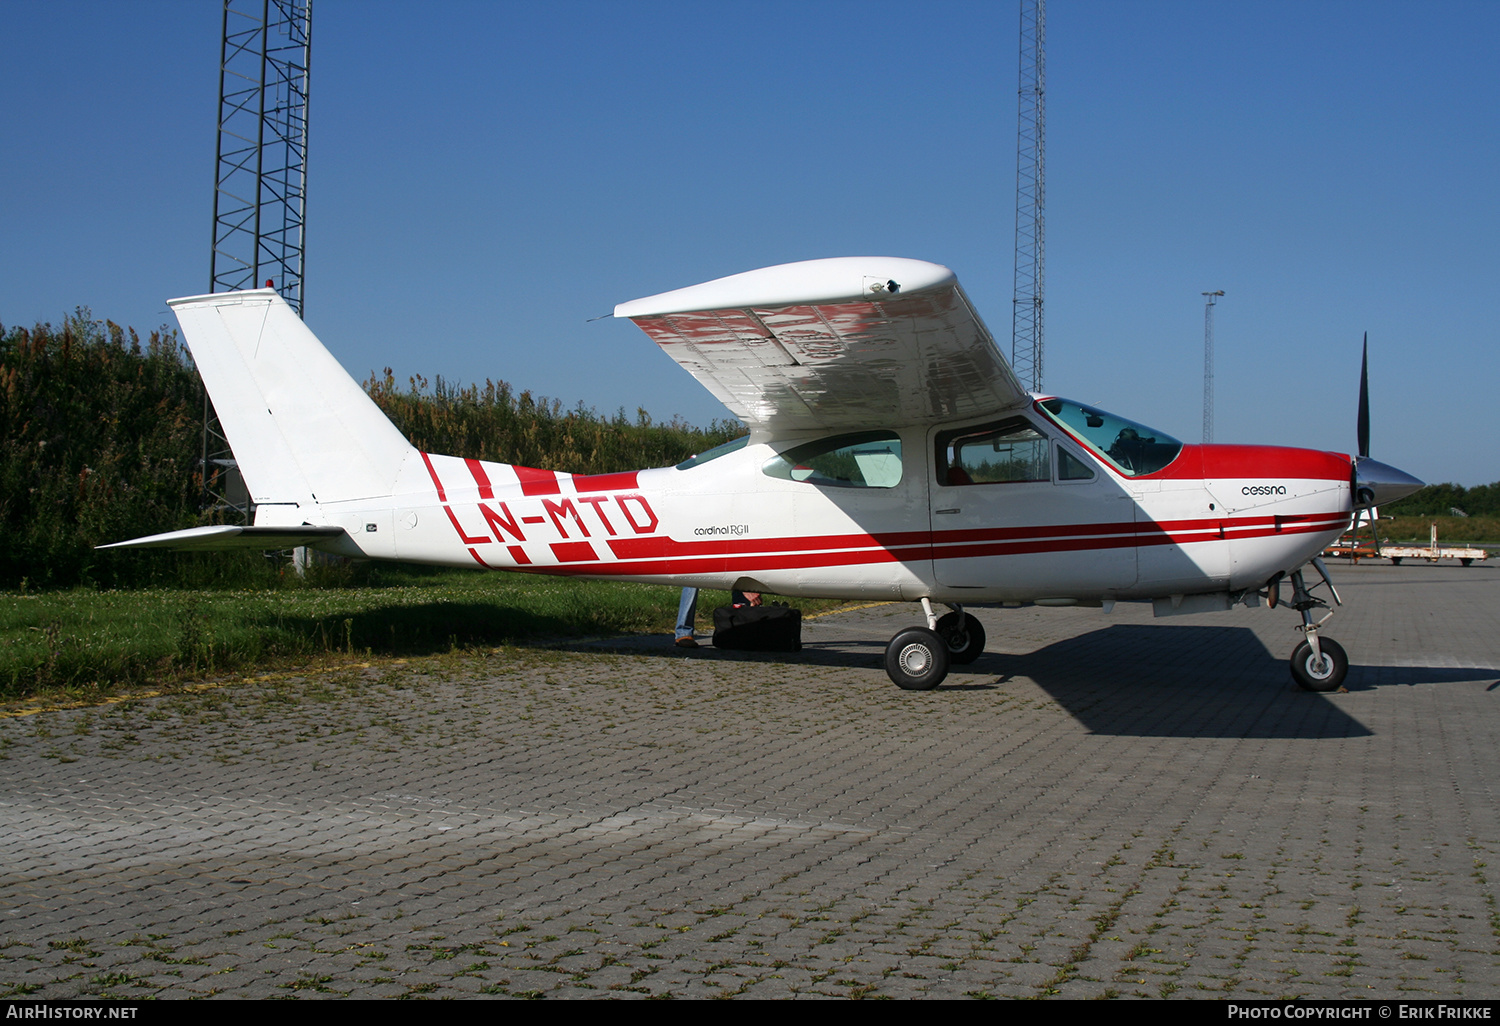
[675,587,699,643]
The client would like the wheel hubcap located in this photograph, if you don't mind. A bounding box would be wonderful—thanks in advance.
[900,644,931,675]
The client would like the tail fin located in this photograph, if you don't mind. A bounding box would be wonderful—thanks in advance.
[169,289,416,509]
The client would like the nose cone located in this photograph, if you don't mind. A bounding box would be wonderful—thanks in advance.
[1354,458,1424,507]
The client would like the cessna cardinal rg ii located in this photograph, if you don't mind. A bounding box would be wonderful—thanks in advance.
[104,257,1423,691]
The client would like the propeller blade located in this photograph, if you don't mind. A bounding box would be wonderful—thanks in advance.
[1357,332,1370,459]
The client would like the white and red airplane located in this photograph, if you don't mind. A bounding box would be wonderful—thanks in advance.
[103,257,1422,691]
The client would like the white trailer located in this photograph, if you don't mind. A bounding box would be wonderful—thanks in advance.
[1384,523,1490,567]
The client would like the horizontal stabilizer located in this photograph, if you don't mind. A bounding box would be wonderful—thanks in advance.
[97,525,347,552]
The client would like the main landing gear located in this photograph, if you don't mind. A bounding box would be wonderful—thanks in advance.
[885,599,986,690]
[1270,558,1349,692]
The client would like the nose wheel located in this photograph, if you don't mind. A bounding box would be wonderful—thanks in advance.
[1290,637,1348,692]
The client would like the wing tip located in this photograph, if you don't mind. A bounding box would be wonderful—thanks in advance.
[167,288,281,309]
[615,256,956,320]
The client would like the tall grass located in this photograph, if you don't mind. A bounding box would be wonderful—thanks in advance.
[366,370,742,477]
[1,312,745,591]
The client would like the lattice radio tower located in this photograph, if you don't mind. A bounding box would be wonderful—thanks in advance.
[210,0,312,315]
[203,0,312,518]
[1011,0,1045,393]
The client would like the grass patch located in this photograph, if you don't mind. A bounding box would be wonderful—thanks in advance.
[0,568,848,699]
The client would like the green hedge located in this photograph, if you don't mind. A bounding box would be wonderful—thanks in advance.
[1,311,742,590]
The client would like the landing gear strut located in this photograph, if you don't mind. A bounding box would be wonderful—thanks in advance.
[1281,559,1349,692]
[884,600,986,689]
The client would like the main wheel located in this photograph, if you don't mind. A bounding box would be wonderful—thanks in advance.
[1289,637,1348,692]
[935,611,986,664]
[885,628,950,691]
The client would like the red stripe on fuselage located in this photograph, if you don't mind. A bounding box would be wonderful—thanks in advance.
[576,511,1351,577]
[514,466,561,496]
[1147,444,1352,482]
[550,541,599,562]
[465,459,494,499]
[419,452,448,502]
[574,471,639,492]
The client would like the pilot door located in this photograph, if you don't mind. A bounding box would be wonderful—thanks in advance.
[927,415,1138,596]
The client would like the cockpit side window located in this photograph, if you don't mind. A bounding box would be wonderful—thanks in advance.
[1057,446,1096,481]
[936,417,1050,486]
[1036,398,1183,477]
[762,431,903,489]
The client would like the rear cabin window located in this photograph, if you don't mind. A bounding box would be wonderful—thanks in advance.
[762,431,903,488]
[936,418,1050,486]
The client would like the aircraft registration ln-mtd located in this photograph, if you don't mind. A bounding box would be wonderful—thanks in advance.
[104,257,1423,692]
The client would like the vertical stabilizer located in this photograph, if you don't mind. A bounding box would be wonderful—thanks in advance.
[169,289,416,508]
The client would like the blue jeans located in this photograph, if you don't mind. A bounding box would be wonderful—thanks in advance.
[675,587,699,640]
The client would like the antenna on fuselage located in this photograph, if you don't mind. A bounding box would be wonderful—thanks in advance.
[1201,290,1224,444]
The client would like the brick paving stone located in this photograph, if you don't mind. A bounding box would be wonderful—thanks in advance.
[2,563,1498,999]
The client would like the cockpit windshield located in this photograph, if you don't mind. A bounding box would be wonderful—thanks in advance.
[1037,398,1183,477]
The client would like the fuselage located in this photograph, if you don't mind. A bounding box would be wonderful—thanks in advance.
[297,397,1356,606]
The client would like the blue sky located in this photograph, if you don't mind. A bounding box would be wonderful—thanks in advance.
[4,1,1497,486]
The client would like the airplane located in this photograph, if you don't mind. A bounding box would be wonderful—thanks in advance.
[102,257,1424,692]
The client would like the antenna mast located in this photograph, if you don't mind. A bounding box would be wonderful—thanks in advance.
[1011,0,1046,393]
[1201,290,1223,443]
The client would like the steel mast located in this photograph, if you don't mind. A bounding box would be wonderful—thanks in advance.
[203,0,313,522]
[1201,290,1223,443]
[209,0,312,316]
[1011,0,1045,393]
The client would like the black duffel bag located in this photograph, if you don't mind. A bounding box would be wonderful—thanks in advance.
[711,603,802,652]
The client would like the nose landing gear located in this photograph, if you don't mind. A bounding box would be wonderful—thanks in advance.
[1282,559,1349,692]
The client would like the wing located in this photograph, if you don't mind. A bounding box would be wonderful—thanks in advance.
[615,257,1029,433]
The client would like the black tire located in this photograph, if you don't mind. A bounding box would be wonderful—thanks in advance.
[1289,637,1348,692]
[1461,558,1473,567]
[885,628,950,691]
[935,611,986,664]
[1390,556,1402,565]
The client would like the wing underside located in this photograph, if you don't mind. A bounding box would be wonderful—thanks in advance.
[617,258,1029,434]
